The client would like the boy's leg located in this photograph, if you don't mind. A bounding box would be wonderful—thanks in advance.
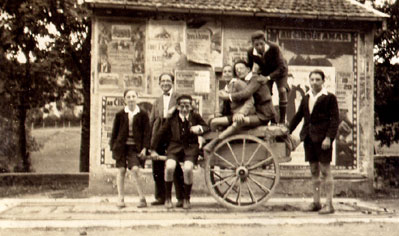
[319,162,334,214]
[210,117,231,131]
[131,166,147,208]
[203,122,240,153]
[164,159,177,208]
[182,160,194,209]
[278,86,288,124]
[309,162,321,210]
[116,168,126,208]
[174,162,185,207]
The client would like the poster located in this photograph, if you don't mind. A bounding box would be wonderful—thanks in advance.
[97,20,146,93]
[186,29,212,65]
[186,18,222,68]
[147,20,186,94]
[226,38,252,66]
[267,28,357,169]
[175,70,211,94]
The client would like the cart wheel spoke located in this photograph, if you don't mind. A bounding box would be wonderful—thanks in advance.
[241,138,246,165]
[235,180,242,206]
[245,181,257,204]
[226,141,240,165]
[248,156,274,170]
[250,171,277,179]
[211,173,236,188]
[245,143,262,166]
[222,176,239,200]
[248,176,272,194]
[213,152,236,168]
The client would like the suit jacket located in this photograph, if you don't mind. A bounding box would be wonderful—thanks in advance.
[149,92,179,147]
[110,108,151,160]
[151,111,209,157]
[288,92,339,143]
[247,42,288,82]
[228,74,276,121]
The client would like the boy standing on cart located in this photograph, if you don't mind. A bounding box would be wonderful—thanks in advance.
[150,94,209,209]
[288,69,339,214]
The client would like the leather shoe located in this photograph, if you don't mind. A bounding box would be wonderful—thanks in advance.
[137,198,147,208]
[183,199,191,209]
[175,200,184,208]
[303,202,321,212]
[151,199,165,206]
[318,204,335,214]
[164,199,173,209]
[116,201,126,209]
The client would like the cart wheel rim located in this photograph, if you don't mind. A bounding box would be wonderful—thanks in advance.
[205,134,280,211]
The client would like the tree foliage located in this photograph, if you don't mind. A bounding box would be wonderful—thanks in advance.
[374,0,399,147]
[0,0,90,171]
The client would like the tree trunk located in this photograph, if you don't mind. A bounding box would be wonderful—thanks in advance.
[79,69,90,172]
[16,102,30,172]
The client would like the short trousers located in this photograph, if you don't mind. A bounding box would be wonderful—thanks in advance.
[168,149,198,164]
[266,77,289,93]
[115,145,145,169]
[303,137,332,163]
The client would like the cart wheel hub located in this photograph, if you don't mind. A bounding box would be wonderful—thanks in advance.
[236,166,248,180]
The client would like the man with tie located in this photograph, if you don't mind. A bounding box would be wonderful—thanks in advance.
[288,69,339,214]
[150,94,209,209]
[149,72,185,207]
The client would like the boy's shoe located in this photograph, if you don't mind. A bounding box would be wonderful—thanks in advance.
[303,202,322,212]
[151,199,165,206]
[175,200,184,208]
[137,198,147,208]
[164,199,173,209]
[183,199,191,209]
[318,204,335,214]
[116,200,126,209]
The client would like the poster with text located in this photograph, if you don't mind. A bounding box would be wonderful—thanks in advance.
[226,38,252,66]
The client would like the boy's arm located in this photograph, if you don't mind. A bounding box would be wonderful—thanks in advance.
[142,113,151,149]
[326,94,340,139]
[109,113,120,149]
[268,46,288,81]
[150,118,170,151]
[288,97,305,133]
[228,76,260,102]
[236,97,255,116]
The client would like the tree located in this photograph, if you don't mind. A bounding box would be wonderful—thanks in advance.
[374,0,399,147]
[0,0,90,171]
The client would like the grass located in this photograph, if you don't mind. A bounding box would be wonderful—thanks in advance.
[30,127,81,173]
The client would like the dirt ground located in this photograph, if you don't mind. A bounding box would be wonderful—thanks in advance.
[1,223,398,236]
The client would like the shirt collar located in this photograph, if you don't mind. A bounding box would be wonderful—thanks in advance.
[244,72,253,81]
[307,87,328,97]
[124,105,140,116]
[163,88,173,96]
[179,113,189,121]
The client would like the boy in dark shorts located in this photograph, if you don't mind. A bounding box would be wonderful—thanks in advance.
[110,89,150,208]
[150,94,209,209]
[288,69,339,214]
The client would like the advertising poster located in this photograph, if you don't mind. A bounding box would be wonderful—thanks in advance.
[186,18,222,68]
[97,20,146,93]
[266,28,357,169]
[226,38,252,66]
[186,29,212,65]
[147,20,186,94]
[175,70,195,93]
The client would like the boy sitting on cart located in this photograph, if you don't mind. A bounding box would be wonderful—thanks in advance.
[204,60,277,154]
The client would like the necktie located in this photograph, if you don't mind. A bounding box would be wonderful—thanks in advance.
[164,92,170,96]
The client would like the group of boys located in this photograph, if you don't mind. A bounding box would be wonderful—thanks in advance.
[113,30,338,214]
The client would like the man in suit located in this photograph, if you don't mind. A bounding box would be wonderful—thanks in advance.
[150,94,209,209]
[149,73,185,207]
[288,69,339,214]
[247,30,289,124]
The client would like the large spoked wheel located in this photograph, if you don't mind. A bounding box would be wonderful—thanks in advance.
[205,134,280,211]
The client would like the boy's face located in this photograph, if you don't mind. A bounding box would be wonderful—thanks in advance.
[234,63,249,79]
[309,73,324,94]
[253,38,266,55]
[222,66,233,79]
[124,90,138,109]
[159,74,173,93]
[177,98,192,117]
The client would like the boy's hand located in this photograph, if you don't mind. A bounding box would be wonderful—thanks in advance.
[190,125,203,135]
[218,90,229,100]
[233,113,245,124]
[257,75,270,85]
[138,148,147,158]
[150,150,159,159]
